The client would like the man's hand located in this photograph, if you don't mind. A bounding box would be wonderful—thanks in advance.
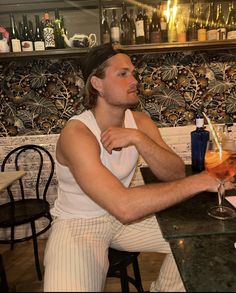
[101,127,141,154]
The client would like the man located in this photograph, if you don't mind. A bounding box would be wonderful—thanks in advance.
[44,43,232,292]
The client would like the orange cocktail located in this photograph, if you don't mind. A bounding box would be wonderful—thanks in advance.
[205,150,236,181]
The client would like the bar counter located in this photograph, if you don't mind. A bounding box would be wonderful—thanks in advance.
[140,166,236,292]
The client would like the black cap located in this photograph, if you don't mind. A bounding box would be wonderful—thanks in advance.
[81,43,123,83]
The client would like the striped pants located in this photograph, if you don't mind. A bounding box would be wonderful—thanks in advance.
[43,214,185,292]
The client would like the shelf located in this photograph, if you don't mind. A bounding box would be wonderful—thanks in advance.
[1,40,236,61]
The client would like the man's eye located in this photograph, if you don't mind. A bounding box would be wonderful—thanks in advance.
[119,71,130,77]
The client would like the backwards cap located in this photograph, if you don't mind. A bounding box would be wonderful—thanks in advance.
[81,43,123,83]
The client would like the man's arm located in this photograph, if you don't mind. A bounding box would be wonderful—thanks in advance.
[101,111,185,181]
[57,120,226,224]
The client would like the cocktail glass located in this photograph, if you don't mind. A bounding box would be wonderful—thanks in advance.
[205,139,236,220]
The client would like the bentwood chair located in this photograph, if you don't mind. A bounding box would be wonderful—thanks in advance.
[107,248,144,292]
[0,144,54,281]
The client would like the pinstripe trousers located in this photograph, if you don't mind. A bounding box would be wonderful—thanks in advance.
[43,214,185,292]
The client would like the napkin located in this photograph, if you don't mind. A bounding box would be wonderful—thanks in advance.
[226,196,236,209]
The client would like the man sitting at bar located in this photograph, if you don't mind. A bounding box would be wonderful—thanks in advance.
[43,43,234,292]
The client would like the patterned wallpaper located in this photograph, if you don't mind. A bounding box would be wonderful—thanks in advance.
[1,48,236,137]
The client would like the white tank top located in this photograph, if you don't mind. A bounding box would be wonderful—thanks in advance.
[51,109,139,219]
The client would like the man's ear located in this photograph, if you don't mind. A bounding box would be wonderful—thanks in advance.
[91,76,103,93]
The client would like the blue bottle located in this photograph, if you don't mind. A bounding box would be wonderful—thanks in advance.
[191,111,210,172]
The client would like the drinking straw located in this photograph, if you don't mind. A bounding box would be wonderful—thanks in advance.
[202,112,221,153]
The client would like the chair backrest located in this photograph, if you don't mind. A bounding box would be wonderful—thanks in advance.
[1,144,55,202]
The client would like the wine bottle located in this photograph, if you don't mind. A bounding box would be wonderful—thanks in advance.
[206,2,218,41]
[227,2,236,39]
[216,3,226,40]
[120,2,131,45]
[43,11,56,49]
[34,15,45,51]
[160,6,168,43]
[21,14,34,52]
[150,8,161,43]
[176,15,187,42]
[191,110,210,172]
[129,8,136,45]
[168,7,177,43]
[54,8,66,49]
[143,8,151,43]
[9,13,21,52]
[135,6,145,44]
[187,2,198,41]
[197,4,207,42]
[110,9,120,44]
[102,9,110,44]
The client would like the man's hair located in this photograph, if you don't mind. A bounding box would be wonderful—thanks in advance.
[82,60,108,109]
[81,43,123,110]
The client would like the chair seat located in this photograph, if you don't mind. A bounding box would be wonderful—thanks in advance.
[0,199,50,227]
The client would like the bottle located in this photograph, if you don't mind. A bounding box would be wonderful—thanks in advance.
[216,3,226,40]
[21,14,34,52]
[54,8,66,49]
[187,2,198,41]
[43,11,56,49]
[227,2,236,40]
[206,2,218,41]
[110,9,120,44]
[176,15,187,42]
[102,9,110,44]
[197,4,207,42]
[150,8,161,43]
[143,8,151,43]
[120,2,131,45]
[191,110,210,172]
[129,8,136,45]
[34,15,45,51]
[168,7,177,43]
[135,6,145,44]
[9,13,21,52]
[160,7,168,43]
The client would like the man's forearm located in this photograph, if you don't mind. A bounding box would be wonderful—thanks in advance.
[135,133,185,181]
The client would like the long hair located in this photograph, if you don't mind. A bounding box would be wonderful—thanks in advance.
[82,60,109,110]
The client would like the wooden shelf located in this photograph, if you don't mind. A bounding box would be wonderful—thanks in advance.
[1,40,236,61]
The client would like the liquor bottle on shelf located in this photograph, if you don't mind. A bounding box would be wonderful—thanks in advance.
[176,15,187,42]
[168,7,177,43]
[120,2,131,45]
[21,14,34,52]
[135,6,145,44]
[101,9,110,44]
[110,9,120,44]
[197,4,207,42]
[129,8,136,45]
[187,2,198,41]
[0,32,10,53]
[34,15,45,51]
[54,8,66,49]
[227,2,236,39]
[160,5,168,43]
[9,13,21,52]
[43,11,56,50]
[206,2,218,41]
[143,8,151,43]
[191,109,210,172]
[150,7,161,43]
[216,3,226,40]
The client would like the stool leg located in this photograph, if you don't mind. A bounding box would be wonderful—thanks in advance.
[31,221,42,281]
[0,254,8,292]
[120,267,130,293]
[132,257,144,292]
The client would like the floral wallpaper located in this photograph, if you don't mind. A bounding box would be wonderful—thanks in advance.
[1,48,236,137]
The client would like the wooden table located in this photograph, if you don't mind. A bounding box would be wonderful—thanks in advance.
[0,171,26,192]
[140,166,236,292]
